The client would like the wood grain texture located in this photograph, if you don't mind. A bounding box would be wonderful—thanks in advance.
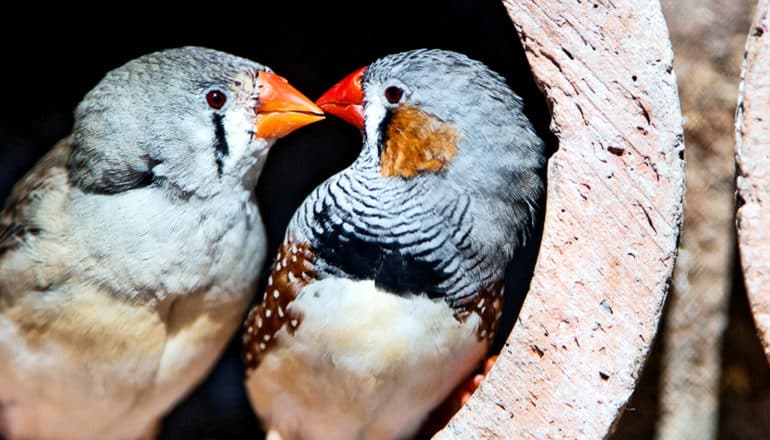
[736,0,770,361]
[435,1,685,438]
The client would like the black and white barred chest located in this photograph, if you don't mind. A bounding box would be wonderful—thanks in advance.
[299,172,495,306]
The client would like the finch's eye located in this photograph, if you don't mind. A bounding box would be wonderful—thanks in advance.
[384,86,403,104]
[206,90,227,109]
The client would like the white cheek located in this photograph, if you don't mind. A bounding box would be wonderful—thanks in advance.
[224,110,257,159]
[365,95,387,142]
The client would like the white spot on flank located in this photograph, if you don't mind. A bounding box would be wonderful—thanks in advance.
[247,326,254,334]
[290,319,298,327]
[273,289,280,299]
[287,272,296,283]
[480,329,487,338]
[278,306,284,318]
[259,342,266,350]
[263,334,271,342]
[268,276,273,285]
[265,309,272,318]
[477,299,485,309]
[276,261,282,270]
[291,245,297,254]
[291,255,297,263]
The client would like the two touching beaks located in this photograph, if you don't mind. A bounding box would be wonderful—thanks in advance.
[255,65,368,139]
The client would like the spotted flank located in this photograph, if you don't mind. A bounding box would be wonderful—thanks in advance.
[243,240,316,371]
[453,279,504,342]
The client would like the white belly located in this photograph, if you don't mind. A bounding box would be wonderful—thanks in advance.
[246,278,487,440]
[0,285,252,440]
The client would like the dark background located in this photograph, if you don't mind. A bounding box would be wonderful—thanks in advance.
[0,2,553,438]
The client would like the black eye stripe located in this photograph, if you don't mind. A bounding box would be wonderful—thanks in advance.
[212,114,229,177]
[376,109,394,156]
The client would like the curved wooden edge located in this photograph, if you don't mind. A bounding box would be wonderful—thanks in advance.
[435,1,685,438]
[736,0,770,363]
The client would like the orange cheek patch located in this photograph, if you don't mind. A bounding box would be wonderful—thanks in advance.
[381,106,459,178]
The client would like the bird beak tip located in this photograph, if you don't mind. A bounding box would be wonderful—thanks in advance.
[316,66,367,130]
[254,71,325,139]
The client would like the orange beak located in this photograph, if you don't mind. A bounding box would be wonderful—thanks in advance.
[254,71,325,139]
[316,66,367,130]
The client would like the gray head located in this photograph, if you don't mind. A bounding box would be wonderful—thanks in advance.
[68,46,323,197]
[317,49,545,253]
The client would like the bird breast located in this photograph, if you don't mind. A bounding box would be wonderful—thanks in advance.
[68,184,265,301]
[246,277,488,440]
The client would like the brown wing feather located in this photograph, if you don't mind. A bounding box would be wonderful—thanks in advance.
[0,222,28,256]
[0,137,72,257]
[243,239,316,373]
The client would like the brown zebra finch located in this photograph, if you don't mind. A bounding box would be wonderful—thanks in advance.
[0,46,322,440]
[243,48,545,440]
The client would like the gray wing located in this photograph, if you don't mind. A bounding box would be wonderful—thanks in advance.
[0,137,72,258]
